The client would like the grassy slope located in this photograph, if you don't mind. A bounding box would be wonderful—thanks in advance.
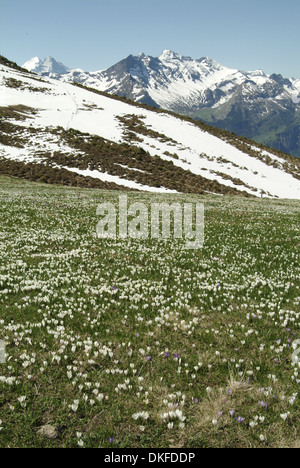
[0,176,299,448]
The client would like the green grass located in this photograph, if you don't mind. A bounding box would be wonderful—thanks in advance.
[0,176,299,448]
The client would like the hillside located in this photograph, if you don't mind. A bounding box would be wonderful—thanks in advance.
[0,176,299,448]
[1,56,300,199]
[23,52,300,158]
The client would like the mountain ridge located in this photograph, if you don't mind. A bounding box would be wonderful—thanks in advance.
[23,51,300,157]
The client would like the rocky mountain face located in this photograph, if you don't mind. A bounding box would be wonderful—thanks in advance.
[196,74,300,158]
[21,52,300,158]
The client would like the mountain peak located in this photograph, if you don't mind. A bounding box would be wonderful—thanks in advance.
[22,56,42,72]
[159,50,181,61]
[22,56,69,74]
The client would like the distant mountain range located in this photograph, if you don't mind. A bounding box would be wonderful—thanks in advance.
[23,51,300,158]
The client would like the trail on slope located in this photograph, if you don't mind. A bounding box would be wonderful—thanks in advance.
[61,83,79,130]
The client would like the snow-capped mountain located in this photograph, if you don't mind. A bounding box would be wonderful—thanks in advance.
[23,56,69,75]
[23,51,300,157]
[1,54,300,198]
[23,50,263,110]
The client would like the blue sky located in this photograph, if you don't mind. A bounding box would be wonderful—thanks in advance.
[1,0,299,77]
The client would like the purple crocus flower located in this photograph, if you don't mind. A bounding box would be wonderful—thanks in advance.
[109,437,114,444]
[172,353,180,359]
[259,401,268,408]
[193,398,199,404]
[147,356,151,361]
[236,416,245,423]
[230,410,235,417]
[164,352,169,358]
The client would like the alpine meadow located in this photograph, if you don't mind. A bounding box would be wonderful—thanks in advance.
[0,0,299,452]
